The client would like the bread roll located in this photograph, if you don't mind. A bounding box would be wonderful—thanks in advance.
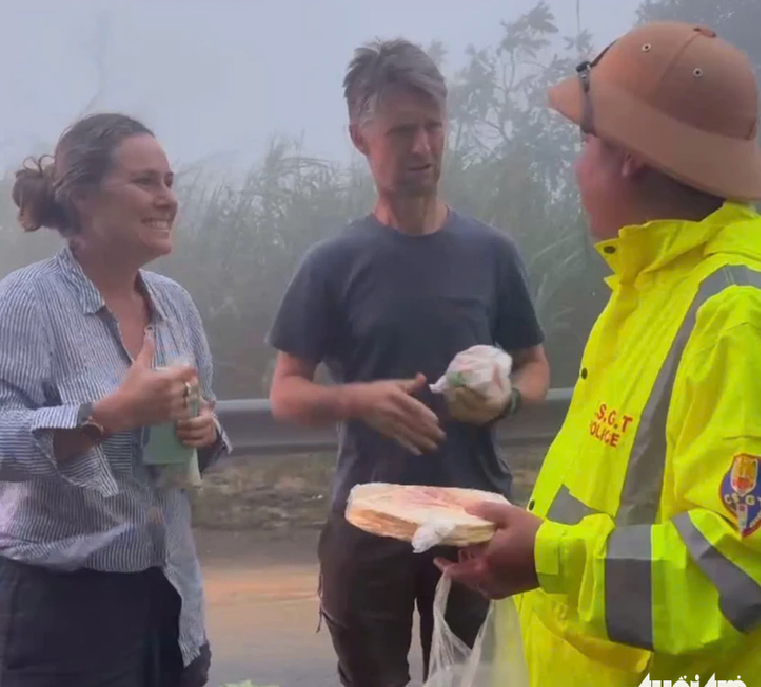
[345,482,509,549]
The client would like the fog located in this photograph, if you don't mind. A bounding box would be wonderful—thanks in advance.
[0,0,746,401]
[0,1,636,168]
[1,3,757,685]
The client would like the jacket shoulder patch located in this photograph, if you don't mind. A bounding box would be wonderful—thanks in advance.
[721,453,761,537]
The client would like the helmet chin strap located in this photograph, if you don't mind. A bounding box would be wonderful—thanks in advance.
[575,41,615,137]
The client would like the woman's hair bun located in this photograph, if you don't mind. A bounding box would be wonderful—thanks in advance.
[12,156,66,233]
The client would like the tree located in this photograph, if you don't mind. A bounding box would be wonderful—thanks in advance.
[0,2,607,398]
[159,137,374,394]
[170,1,605,396]
[440,1,605,379]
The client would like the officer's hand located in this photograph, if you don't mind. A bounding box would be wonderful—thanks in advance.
[445,386,507,425]
[433,502,542,599]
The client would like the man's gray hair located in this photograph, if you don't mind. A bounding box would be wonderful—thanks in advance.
[343,38,447,125]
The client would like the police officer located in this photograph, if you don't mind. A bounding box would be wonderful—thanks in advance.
[438,21,761,686]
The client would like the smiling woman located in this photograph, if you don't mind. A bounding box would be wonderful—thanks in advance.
[0,113,231,687]
[14,114,177,259]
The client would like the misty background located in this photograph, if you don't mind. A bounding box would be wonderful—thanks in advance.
[1,3,759,682]
[0,0,757,400]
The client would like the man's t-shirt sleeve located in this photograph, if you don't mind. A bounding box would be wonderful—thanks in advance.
[494,234,545,352]
[266,242,338,365]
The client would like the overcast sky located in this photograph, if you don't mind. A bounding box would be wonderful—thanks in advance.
[0,0,639,172]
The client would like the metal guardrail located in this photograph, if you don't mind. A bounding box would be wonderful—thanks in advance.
[215,387,573,458]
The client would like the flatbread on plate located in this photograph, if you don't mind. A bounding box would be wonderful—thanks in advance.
[345,482,509,548]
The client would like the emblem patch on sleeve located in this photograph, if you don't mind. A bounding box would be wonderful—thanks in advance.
[720,453,761,537]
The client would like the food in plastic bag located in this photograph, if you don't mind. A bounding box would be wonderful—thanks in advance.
[430,345,513,409]
[345,483,509,552]
[424,575,529,687]
[346,482,528,685]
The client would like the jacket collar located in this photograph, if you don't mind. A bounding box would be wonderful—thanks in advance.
[596,201,760,286]
[56,245,168,323]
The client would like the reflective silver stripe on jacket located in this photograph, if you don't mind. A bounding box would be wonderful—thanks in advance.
[673,513,761,633]
[545,265,761,650]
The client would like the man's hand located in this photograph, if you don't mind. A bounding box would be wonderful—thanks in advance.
[445,386,508,425]
[434,502,542,599]
[349,374,446,455]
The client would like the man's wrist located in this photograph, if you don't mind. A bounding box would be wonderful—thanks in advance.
[335,384,364,420]
[496,386,521,421]
[507,386,522,416]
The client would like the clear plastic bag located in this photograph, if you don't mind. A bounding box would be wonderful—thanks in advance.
[430,345,513,408]
[424,575,529,687]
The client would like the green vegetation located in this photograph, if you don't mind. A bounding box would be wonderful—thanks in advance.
[0,0,756,401]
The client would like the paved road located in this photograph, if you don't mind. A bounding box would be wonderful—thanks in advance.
[196,529,423,687]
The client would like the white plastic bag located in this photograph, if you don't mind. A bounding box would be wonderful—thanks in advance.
[406,489,511,553]
[412,520,460,553]
[430,345,513,408]
[424,575,529,687]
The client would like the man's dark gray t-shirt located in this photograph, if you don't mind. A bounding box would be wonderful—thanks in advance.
[268,210,544,511]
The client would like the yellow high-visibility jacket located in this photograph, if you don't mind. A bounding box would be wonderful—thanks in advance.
[513,202,761,686]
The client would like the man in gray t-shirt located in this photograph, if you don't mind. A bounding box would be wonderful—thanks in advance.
[267,38,550,687]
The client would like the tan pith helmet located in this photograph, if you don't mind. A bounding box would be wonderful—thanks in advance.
[548,22,761,202]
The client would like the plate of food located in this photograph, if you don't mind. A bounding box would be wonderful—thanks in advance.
[345,482,509,551]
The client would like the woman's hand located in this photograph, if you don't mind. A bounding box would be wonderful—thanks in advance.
[94,330,199,434]
[175,401,218,449]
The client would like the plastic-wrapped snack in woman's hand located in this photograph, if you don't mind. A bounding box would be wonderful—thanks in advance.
[430,345,513,424]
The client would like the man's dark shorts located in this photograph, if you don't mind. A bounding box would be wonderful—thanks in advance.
[317,511,490,687]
